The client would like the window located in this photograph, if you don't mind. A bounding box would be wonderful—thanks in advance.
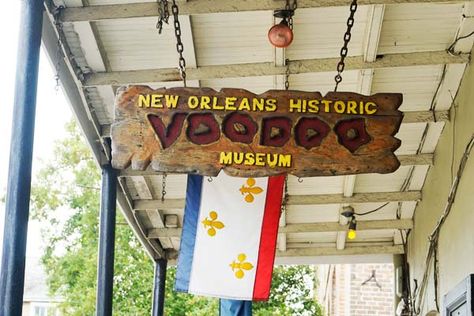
[30,303,59,316]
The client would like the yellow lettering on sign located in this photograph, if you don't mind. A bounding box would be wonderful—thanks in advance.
[138,94,150,108]
[334,101,345,114]
[239,98,251,111]
[265,99,277,112]
[151,94,163,108]
[289,99,301,113]
[267,154,278,168]
[308,100,319,113]
[346,101,357,114]
[365,101,377,114]
[321,100,332,113]
[244,153,255,165]
[219,152,233,165]
[233,152,244,164]
[188,96,199,109]
[165,95,179,108]
[219,152,292,168]
[225,97,237,111]
[252,98,265,112]
[278,155,292,167]
[255,153,265,166]
[213,97,224,110]
[201,96,211,109]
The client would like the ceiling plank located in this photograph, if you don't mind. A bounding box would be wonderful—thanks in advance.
[134,191,421,210]
[117,177,165,258]
[288,191,421,205]
[61,0,465,22]
[84,51,469,86]
[277,245,404,256]
[147,219,413,238]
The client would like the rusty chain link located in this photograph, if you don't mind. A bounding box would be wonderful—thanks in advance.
[156,0,170,34]
[285,58,290,90]
[285,0,297,30]
[52,5,65,91]
[281,175,289,213]
[334,0,358,92]
[171,0,187,86]
[161,173,167,202]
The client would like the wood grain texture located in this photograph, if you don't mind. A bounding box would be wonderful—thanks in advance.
[146,219,413,238]
[111,85,403,177]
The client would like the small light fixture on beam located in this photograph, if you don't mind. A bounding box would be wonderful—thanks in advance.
[347,216,357,240]
[268,9,294,48]
[341,206,357,240]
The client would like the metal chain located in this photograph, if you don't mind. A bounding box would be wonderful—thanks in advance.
[156,0,170,34]
[284,58,290,90]
[285,0,297,30]
[53,6,65,91]
[334,0,358,92]
[161,173,167,202]
[171,0,187,87]
[281,175,289,213]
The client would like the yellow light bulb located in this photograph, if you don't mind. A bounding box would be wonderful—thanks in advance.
[347,229,357,240]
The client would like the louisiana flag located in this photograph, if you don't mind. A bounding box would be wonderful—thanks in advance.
[175,173,285,300]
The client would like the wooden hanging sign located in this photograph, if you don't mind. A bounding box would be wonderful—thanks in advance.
[111,85,403,177]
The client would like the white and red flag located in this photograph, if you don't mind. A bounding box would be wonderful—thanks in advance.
[175,173,284,300]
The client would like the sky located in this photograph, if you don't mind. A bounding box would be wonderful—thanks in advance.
[0,2,72,261]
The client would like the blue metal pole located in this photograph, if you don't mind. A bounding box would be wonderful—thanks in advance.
[0,0,44,315]
[96,164,117,316]
[152,259,168,316]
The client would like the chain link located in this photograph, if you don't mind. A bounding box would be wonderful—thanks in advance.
[53,6,65,91]
[156,0,170,34]
[54,22,63,91]
[171,0,187,86]
[281,175,289,213]
[284,58,290,90]
[285,0,297,30]
[334,0,358,92]
[283,0,297,91]
[161,173,167,202]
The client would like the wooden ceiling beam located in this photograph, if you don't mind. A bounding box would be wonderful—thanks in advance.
[287,191,421,205]
[83,51,468,86]
[146,219,413,238]
[277,244,404,256]
[61,0,464,22]
[133,191,420,210]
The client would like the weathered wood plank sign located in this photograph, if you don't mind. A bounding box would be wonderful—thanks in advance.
[111,85,403,177]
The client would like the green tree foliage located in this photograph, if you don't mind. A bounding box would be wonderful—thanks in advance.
[31,120,323,315]
[253,265,323,316]
[164,267,218,316]
[31,121,154,315]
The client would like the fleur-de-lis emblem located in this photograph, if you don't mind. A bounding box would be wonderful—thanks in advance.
[229,253,254,279]
[239,178,263,203]
[201,211,225,237]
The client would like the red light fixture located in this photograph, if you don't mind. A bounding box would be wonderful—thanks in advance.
[268,9,294,48]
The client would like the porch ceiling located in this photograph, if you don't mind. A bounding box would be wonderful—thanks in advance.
[43,0,474,262]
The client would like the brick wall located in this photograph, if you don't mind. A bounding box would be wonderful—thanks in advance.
[324,263,394,315]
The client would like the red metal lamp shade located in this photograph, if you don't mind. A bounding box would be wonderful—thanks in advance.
[268,9,295,48]
[268,19,293,48]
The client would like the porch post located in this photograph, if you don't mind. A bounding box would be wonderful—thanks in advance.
[152,259,168,316]
[0,0,44,315]
[96,164,118,316]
